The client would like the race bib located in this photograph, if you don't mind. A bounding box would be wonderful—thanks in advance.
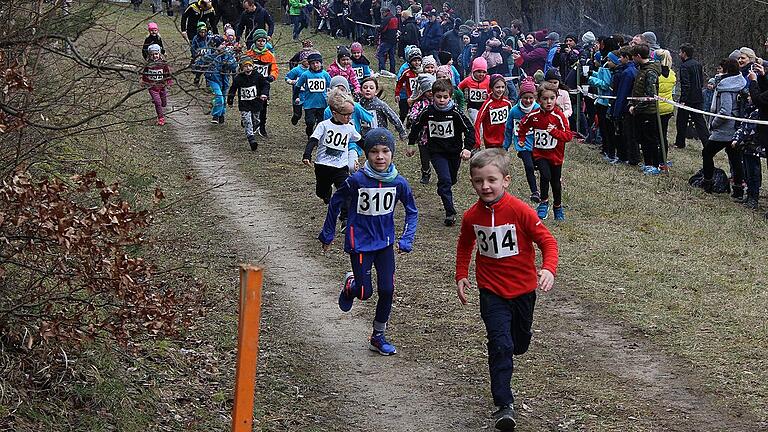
[428,120,454,138]
[468,88,488,103]
[254,63,270,77]
[146,68,164,81]
[323,126,350,152]
[353,67,364,80]
[307,78,326,93]
[533,129,557,149]
[198,47,211,56]
[474,224,519,259]
[489,106,509,125]
[240,85,258,101]
[357,187,397,216]
[408,77,418,93]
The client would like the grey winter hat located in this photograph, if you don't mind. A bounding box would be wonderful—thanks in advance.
[410,73,437,100]
[582,31,596,44]
[330,75,350,92]
[147,44,162,53]
[546,32,560,41]
[642,31,660,49]
[729,49,741,61]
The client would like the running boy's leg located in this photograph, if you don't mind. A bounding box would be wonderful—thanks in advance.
[510,291,536,355]
[209,81,224,118]
[550,164,563,207]
[347,252,375,300]
[241,111,254,136]
[258,98,267,134]
[372,245,395,326]
[430,152,457,217]
[536,158,552,202]
[149,88,164,117]
[518,151,538,197]
[479,289,515,408]
[418,143,431,181]
[314,164,335,204]
[330,166,350,221]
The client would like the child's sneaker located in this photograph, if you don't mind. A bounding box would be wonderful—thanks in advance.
[643,166,661,176]
[536,201,549,220]
[444,213,456,226]
[290,113,300,125]
[258,126,268,138]
[492,404,516,431]
[369,333,397,355]
[156,116,165,126]
[529,191,540,203]
[247,135,257,151]
[211,116,219,124]
[218,115,225,124]
[744,197,759,210]
[553,206,565,221]
[420,172,431,184]
[338,271,354,312]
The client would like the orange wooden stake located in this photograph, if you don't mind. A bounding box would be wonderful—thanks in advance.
[232,265,264,432]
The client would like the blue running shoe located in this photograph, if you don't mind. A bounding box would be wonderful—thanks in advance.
[553,206,565,221]
[369,333,397,355]
[339,271,354,312]
[643,166,661,176]
[536,201,549,220]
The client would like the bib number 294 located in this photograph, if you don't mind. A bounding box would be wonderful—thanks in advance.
[357,187,396,216]
[474,224,518,258]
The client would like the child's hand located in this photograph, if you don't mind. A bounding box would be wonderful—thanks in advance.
[294,98,300,104]
[260,95,268,100]
[456,278,471,305]
[546,124,555,132]
[405,146,416,157]
[460,149,472,160]
[537,269,554,292]
[302,159,313,167]
[321,242,331,252]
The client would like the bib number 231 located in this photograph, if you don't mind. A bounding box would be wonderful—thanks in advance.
[533,129,557,149]
[474,224,518,258]
[357,187,397,216]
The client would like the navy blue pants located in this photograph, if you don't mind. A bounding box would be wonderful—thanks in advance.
[430,152,460,216]
[304,107,324,137]
[343,246,396,324]
[479,289,536,407]
[517,150,537,195]
[743,152,762,199]
[377,41,396,73]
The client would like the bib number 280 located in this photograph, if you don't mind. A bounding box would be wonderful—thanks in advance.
[357,187,396,216]
[474,224,519,259]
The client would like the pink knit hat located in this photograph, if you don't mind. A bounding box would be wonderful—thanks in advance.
[518,77,536,96]
[350,42,363,53]
[147,22,159,31]
[471,56,488,73]
[436,64,453,79]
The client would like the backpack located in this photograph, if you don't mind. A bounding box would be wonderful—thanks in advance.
[688,168,731,193]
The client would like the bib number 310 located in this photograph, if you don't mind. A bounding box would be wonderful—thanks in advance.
[473,224,519,259]
[357,187,397,216]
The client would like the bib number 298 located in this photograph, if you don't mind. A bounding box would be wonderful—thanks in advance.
[474,224,518,258]
[357,187,396,216]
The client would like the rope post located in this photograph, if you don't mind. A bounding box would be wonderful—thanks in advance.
[231,265,264,432]
[656,99,668,171]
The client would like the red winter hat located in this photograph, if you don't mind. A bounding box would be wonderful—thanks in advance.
[518,77,536,96]
[534,29,548,42]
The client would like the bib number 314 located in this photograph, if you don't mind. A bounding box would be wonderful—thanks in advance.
[357,187,397,216]
[473,224,519,259]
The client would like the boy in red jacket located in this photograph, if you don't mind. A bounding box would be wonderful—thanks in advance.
[517,82,573,221]
[474,74,513,149]
[455,148,558,432]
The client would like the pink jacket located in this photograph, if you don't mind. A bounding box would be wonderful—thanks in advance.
[327,61,361,93]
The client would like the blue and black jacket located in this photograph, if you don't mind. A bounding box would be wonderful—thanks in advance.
[320,170,418,253]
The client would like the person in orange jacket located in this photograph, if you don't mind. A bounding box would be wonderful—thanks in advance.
[245,28,278,137]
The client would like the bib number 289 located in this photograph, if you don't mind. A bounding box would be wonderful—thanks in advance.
[474,224,518,259]
[357,187,396,216]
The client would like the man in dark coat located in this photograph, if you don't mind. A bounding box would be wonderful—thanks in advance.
[236,0,275,46]
[675,43,710,149]
[439,18,462,68]
[420,9,443,58]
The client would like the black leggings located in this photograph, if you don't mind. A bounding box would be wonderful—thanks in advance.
[702,139,744,184]
[535,158,562,207]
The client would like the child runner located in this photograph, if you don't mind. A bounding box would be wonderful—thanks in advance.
[319,128,418,356]
[142,22,165,60]
[406,74,437,184]
[285,49,311,126]
[140,44,173,126]
[458,57,491,123]
[733,103,762,210]
[543,68,573,119]
[474,74,514,150]
[327,46,361,94]
[408,78,475,226]
[295,52,332,138]
[200,37,238,124]
[422,55,438,76]
[454,148,558,432]
[190,22,210,86]
[323,76,375,161]
[227,57,270,151]
[518,82,574,220]
[395,47,423,119]
[245,29,278,137]
[437,65,466,113]
[350,42,373,82]
[503,78,540,202]
[303,89,361,226]
[359,77,407,140]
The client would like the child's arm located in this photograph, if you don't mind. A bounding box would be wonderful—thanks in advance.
[396,182,418,253]
[394,74,406,97]
[454,216,476,304]
[381,100,408,140]
[407,109,426,146]
[226,75,239,106]
[524,206,558,291]
[517,114,532,146]
[559,92,573,118]
[458,111,476,153]
[473,101,489,149]
[303,122,325,164]
[503,113,516,150]
[259,75,271,100]
[318,177,352,249]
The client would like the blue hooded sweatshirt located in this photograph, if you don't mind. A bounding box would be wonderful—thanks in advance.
[504,101,540,151]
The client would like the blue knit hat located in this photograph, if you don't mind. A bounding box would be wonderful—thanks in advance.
[363,128,395,155]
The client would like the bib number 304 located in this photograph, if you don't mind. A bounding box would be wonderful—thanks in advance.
[357,187,397,216]
[473,224,519,258]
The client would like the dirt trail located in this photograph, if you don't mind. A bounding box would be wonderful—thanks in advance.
[169,110,479,431]
[169,108,763,432]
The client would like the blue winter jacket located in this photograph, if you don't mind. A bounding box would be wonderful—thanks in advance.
[286,65,308,102]
[201,51,237,85]
[320,169,418,253]
[190,34,211,58]
[611,62,637,118]
[588,66,614,107]
[503,102,540,151]
[420,21,443,53]
[295,69,332,109]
